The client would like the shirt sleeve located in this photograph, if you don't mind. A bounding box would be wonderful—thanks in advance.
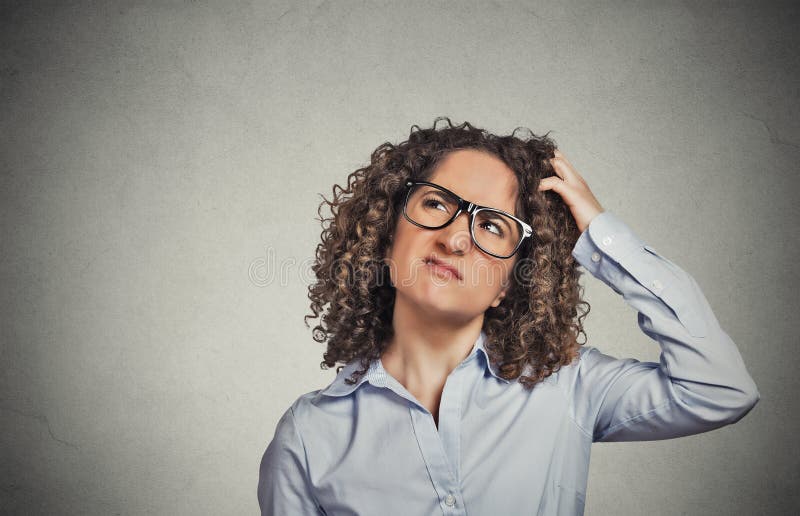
[257,405,325,515]
[570,210,760,442]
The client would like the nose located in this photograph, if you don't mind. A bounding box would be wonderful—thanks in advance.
[436,211,473,255]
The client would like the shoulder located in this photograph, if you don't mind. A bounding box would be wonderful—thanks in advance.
[576,345,601,365]
[546,345,611,394]
[264,390,324,455]
[571,345,640,376]
[287,389,325,419]
[566,345,648,393]
[553,345,600,378]
[280,386,353,434]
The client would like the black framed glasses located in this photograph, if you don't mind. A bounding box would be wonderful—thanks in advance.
[402,179,533,259]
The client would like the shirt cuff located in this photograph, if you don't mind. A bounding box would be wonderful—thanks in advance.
[572,211,646,274]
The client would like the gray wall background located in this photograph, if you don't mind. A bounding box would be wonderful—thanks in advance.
[1,1,797,514]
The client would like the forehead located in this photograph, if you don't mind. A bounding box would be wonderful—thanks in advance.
[427,149,519,214]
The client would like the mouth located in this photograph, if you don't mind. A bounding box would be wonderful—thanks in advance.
[424,255,462,280]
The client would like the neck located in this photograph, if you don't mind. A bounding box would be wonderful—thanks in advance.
[381,292,484,393]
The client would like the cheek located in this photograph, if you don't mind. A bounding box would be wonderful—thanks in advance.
[385,237,423,284]
[465,257,512,289]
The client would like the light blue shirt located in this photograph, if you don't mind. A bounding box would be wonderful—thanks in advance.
[257,211,760,515]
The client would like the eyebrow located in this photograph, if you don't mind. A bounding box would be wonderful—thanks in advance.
[427,185,516,216]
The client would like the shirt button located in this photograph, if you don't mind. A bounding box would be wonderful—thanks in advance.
[602,236,613,246]
[445,494,456,507]
[651,279,663,290]
[591,251,601,262]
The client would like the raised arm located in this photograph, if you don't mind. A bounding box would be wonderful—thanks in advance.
[538,149,759,442]
[570,211,760,442]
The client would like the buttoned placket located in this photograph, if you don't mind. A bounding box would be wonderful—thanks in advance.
[371,351,474,515]
[411,361,468,515]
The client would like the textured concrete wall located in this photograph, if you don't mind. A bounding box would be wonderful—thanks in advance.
[1,1,796,514]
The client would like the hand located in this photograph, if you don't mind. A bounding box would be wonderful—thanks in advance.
[538,149,605,233]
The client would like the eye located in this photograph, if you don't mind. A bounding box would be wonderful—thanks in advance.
[423,197,449,212]
[478,220,504,236]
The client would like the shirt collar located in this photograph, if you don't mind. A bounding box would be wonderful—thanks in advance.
[319,330,510,398]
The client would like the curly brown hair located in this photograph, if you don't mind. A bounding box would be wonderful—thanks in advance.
[305,117,591,390]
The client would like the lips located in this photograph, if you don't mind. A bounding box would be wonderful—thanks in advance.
[425,255,462,280]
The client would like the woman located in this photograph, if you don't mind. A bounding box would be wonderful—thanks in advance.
[257,118,759,515]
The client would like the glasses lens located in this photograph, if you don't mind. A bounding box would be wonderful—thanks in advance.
[406,184,523,258]
[405,184,460,228]
[473,209,522,257]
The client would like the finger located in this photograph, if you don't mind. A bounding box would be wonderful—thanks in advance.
[550,151,582,183]
[553,149,577,172]
[549,156,573,181]
[537,176,564,192]
[553,148,569,160]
